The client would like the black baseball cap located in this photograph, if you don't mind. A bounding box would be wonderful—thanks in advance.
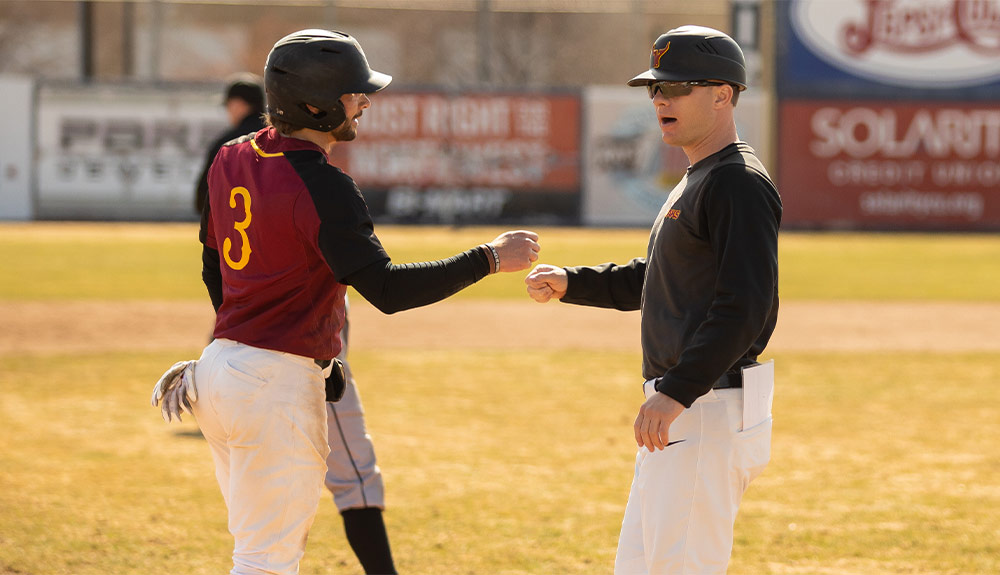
[223,73,265,111]
[627,25,747,91]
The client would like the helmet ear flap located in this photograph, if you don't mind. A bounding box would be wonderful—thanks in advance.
[326,100,347,130]
[296,100,347,132]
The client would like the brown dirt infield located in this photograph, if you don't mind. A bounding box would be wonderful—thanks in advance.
[3,299,999,357]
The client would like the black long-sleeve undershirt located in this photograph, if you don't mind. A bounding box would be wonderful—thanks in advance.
[202,245,223,313]
[341,248,491,314]
[201,244,491,316]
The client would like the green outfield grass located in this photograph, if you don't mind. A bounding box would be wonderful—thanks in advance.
[3,223,1000,301]
[2,223,999,574]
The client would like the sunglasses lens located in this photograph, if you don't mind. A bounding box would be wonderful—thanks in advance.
[648,82,695,99]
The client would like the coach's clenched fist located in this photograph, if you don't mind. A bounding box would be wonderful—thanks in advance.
[524,264,568,302]
[488,230,541,272]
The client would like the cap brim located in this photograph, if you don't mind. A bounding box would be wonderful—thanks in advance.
[626,70,656,87]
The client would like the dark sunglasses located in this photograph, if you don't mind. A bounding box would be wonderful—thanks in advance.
[647,80,724,99]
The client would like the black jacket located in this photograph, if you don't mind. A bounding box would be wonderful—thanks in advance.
[562,142,781,407]
[194,113,266,213]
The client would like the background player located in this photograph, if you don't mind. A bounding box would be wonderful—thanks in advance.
[324,296,396,575]
[194,73,267,214]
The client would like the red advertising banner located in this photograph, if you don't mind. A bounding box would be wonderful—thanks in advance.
[326,92,581,223]
[779,100,1000,229]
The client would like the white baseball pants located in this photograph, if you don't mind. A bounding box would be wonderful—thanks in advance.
[192,338,330,575]
[614,383,772,575]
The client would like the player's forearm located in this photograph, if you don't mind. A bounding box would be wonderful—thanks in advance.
[343,248,492,314]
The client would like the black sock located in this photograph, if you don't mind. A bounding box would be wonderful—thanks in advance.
[341,507,397,575]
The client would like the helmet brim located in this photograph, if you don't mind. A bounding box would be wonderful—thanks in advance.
[357,70,392,94]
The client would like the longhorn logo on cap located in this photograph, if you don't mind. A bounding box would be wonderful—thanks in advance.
[652,41,671,68]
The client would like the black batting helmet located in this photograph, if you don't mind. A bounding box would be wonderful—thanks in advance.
[627,25,747,91]
[264,29,392,132]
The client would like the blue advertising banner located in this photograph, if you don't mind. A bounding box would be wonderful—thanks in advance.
[777,0,1000,101]
[777,0,1000,230]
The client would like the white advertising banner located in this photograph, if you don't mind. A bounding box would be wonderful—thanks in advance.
[581,86,771,227]
[36,83,228,220]
[0,75,34,220]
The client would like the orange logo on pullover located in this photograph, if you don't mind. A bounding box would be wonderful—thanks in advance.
[666,209,681,220]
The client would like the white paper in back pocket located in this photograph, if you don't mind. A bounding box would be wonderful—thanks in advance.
[741,360,774,431]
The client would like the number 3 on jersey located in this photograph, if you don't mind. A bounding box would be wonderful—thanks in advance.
[223,186,253,270]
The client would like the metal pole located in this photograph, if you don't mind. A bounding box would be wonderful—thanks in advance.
[325,0,338,28]
[730,0,762,87]
[477,0,492,87]
[631,0,644,76]
[150,0,162,80]
[79,0,94,80]
[122,0,135,77]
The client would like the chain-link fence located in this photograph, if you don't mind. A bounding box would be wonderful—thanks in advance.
[0,0,731,87]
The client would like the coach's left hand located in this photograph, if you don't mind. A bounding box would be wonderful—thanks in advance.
[634,392,685,451]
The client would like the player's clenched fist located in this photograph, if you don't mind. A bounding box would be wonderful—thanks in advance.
[524,264,568,303]
[489,230,541,272]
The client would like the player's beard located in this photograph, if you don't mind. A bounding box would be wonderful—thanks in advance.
[332,111,362,141]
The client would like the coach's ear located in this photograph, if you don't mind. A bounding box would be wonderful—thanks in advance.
[713,84,734,108]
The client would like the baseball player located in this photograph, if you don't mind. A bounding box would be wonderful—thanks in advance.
[151,28,540,575]
[174,63,396,575]
[525,26,780,575]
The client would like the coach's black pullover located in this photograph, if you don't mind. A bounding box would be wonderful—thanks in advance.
[561,142,781,408]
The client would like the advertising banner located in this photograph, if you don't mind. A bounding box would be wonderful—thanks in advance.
[777,0,1000,229]
[780,100,1000,228]
[0,75,34,220]
[36,83,227,220]
[326,92,581,224]
[778,0,1000,100]
[581,86,772,227]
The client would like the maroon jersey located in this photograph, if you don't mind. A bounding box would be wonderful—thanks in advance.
[202,127,388,360]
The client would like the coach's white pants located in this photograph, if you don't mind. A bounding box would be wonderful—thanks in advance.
[192,338,330,575]
[614,383,772,575]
